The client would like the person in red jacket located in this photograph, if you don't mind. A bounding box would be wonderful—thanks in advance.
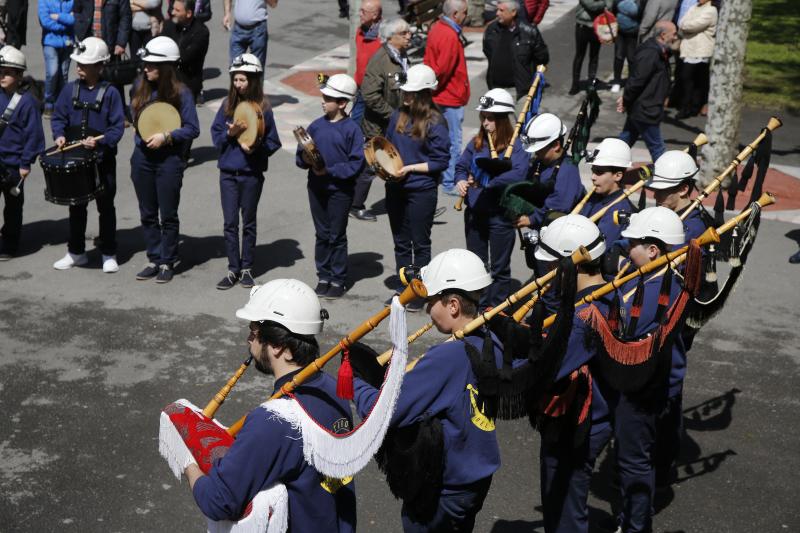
[423,0,469,196]
[352,0,382,126]
[525,0,550,24]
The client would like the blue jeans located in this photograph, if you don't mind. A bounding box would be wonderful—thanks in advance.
[401,476,492,532]
[229,21,268,71]
[43,45,71,110]
[619,117,666,163]
[350,90,365,127]
[440,105,464,190]
[308,185,353,285]
[220,170,264,273]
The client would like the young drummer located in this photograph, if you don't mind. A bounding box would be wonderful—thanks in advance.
[211,53,281,290]
[130,36,200,284]
[455,88,529,308]
[295,73,365,300]
[0,46,45,260]
[384,64,450,310]
[352,249,502,532]
[51,37,125,273]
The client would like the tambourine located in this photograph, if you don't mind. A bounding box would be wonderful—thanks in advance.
[233,101,266,150]
[365,136,404,183]
[293,126,325,172]
[136,101,181,140]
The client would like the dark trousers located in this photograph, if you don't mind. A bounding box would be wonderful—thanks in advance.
[1,170,23,254]
[572,24,601,87]
[129,29,153,58]
[613,394,657,533]
[352,166,374,210]
[401,476,492,533]
[654,393,683,487]
[540,423,613,533]
[308,185,353,285]
[68,157,117,255]
[4,0,28,47]
[385,186,437,280]
[220,170,264,273]
[464,209,516,308]
[678,61,710,116]
[130,148,184,266]
[613,32,638,84]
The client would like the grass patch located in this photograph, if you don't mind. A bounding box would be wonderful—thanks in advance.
[743,0,800,112]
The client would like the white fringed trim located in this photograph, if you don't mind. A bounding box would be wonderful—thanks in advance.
[206,484,288,533]
[261,296,409,479]
[158,398,207,480]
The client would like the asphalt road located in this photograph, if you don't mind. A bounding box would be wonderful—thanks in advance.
[1,2,799,532]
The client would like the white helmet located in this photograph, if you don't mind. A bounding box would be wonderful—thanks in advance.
[230,53,263,74]
[522,112,568,153]
[646,150,699,190]
[71,37,110,65]
[0,45,26,71]
[235,279,325,335]
[137,36,180,63]
[585,138,632,168]
[535,214,606,262]
[475,88,515,114]
[399,64,438,92]
[420,249,492,296]
[621,206,685,246]
[319,73,357,101]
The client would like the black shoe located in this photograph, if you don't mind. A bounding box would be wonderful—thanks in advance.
[315,281,331,296]
[239,269,255,288]
[568,83,580,95]
[434,206,446,218]
[155,264,174,283]
[325,283,345,300]
[406,298,425,313]
[217,271,238,290]
[790,250,800,264]
[0,250,14,261]
[196,91,205,107]
[350,208,377,222]
[339,8,349,18]
[136,263,159,280]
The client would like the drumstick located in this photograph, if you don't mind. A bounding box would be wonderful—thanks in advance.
[10,175,26,197]
[46,135,105,156]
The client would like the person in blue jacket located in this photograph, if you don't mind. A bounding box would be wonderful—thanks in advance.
[296,73,365,300]
[384,64,450,311]
[39,0,75,117]
[613,206,687,532]
[529,214,614,533]
[129,36,200,283]
[211,53,281,291]
[456,88,529,308]
[352,248,502,532]
[0,46,46,261]
[184,279,356,532]
[50,38,126,274]
[514,112,586,232]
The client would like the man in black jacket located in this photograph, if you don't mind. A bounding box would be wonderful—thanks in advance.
[616,20,677,162]
[483,0,549,100]
[162,0,210,102]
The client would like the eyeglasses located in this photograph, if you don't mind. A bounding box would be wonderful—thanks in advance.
[395,30,412,36]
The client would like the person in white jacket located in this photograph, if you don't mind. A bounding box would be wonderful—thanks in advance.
[675,0,717,118]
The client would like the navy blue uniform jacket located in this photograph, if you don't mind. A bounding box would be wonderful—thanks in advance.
[454,136,530,214]
[211,98,282,174]
[353,333,503,487]
[527,158,586,228]
[385,109,450,191]
[193,371,357,532]
[0,90,45,170]
[51,81,126,157]
[579,189,634,246]
[295,115,365,191]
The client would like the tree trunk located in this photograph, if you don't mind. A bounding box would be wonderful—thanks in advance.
[700,0,752,185]
[349,0,362,76]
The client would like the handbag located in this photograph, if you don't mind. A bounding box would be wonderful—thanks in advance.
[101,53,140,86]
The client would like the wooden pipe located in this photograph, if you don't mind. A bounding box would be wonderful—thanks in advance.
[226,279,428,436]
[375,322,435,365]
[202,355,253,418]
[456,132,499,212]
[507,65,546,158]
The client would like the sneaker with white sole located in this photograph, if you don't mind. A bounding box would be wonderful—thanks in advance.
[53,252,88,270]
[611,83,621,93]
[102,255,119,273]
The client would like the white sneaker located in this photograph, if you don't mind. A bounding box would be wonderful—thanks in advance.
[53,252,88,270]
[102,255,119,273]
[611,83,621,93]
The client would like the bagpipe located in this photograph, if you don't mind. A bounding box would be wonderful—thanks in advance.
[158,280,426,532]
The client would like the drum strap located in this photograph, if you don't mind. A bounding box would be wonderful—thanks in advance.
[72,81,110,138]
[0,92,22,137]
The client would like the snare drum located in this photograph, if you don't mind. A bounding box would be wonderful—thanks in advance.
[40,146,103,206]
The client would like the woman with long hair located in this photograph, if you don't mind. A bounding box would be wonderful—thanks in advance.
[455,88,529,307]
[384,64,450,311]
[210,53,281,290]
[130,36,199,283]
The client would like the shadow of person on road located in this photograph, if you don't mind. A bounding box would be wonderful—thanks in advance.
[13,217,70,258]
[683,388,741,432]
[489,518,541,532]
[251,238,303,277]
[347,251,383,289]
[186,145,220,168]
